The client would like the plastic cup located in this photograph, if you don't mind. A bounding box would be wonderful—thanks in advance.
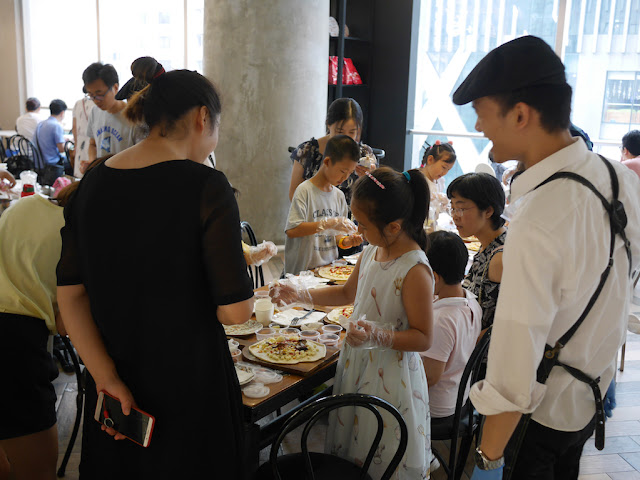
[256,328,277,341]
[255,297,275,326]
[318,333,340,346]
[299,330,320,342]
[231,349,242,363]
[305,322,323,332]
[322,324,343,335]
[280,328,299,336]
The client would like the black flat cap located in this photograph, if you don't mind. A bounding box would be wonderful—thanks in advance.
[452,35,567,105]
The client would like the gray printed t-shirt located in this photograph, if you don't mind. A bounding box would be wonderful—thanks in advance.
[86,108,137,157]
[284,180,348,275]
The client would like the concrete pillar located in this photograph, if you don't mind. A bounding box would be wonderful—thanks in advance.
[0,0,26,129]
[204,0,328,244]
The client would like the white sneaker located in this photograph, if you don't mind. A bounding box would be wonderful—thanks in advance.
[430,455,441,472]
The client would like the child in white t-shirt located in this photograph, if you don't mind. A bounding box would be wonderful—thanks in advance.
[421,231,482,421]
[284,135,363,275]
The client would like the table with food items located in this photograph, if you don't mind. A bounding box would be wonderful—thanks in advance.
[224,261,357,477]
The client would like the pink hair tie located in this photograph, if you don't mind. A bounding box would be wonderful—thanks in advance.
[365,171,385,190]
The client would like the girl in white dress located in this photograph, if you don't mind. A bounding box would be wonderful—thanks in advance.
[272,167,434,479]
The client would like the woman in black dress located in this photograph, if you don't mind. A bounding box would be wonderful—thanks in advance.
[57,70,254,478]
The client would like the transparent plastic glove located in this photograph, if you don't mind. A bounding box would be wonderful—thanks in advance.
[268,275,313,310]
[470,465,503,480]
[604,379,616,419]
[346,315,394,349]
[245,241,278,266]
[317,217,357,236]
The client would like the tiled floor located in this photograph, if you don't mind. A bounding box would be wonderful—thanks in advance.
[50,272,640,479]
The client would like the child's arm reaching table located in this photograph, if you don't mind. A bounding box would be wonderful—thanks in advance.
[270,255,362,308]
[286,217,357,238]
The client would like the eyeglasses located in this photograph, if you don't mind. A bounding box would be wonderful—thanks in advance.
[85,86,113,101]
[448,206,477,217]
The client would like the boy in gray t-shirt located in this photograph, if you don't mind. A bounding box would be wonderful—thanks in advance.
[285,135,364,275]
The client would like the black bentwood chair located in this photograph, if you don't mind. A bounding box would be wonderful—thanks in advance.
[241,221,265,289]
[431,327,492,480]
[56,336,86,477]
[256,393,408,480]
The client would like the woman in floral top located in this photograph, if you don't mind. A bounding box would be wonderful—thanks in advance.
[447,173,507,333]
[288,98,375,205]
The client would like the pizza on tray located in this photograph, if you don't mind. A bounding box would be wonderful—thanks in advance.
[223,320,263,336]
[317,265,355,281]
[249,335,326,365]
[326,305,354,324]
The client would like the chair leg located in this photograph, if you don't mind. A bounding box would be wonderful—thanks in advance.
[57,337,85,477]
[455,435,475,480]
[620,343,626,372]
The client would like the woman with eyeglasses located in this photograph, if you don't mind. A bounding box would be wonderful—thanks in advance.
[447,172,507,332]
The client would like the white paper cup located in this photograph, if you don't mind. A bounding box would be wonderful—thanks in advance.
[255,297,275,326]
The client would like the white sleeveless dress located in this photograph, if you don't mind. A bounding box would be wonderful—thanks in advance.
[326,245,432,479]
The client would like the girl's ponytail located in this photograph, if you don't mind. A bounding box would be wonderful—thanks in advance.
[124,84,150,124]
[406,169,429,251]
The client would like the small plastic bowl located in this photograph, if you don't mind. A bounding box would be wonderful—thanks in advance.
[256,328,277,341]
[318,333,340,346]
[230,348,242,363]
[281,327,299,335]
[299,330,320,341]
[305,322,323,332]
[228,339,240,352]
[268,323,282,330]
[322,324,343,335]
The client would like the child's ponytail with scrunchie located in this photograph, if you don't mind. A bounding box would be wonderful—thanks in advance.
[405,169,429,251]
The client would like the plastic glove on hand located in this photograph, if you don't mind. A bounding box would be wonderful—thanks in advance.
[470,465,503,480]
[604,380,616,419]
[318,217,357,235]
[245,241,277,266]
[346,316,394,349]
[268,277,313,310]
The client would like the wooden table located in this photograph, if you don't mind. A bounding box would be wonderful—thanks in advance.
[234,287,350,479]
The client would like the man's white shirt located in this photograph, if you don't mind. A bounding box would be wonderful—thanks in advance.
[470,138,640,431]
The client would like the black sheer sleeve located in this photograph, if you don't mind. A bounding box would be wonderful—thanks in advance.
[56,192,83,286]
[200,171,254,306]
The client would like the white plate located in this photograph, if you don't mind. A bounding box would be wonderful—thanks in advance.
[235,364,255,385]
[270,310,327,327]
[223,319,263,336]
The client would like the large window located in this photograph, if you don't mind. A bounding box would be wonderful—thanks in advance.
[22,0,204,128]
[411,0,640,174]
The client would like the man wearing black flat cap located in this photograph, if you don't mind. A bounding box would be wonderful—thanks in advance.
[454,36,640,480]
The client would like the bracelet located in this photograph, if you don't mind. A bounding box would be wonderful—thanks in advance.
[338,236,349,249]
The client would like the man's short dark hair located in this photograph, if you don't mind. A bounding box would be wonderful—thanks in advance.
[49,99,67,116]
[622,130,640,157]
[426,231,468,285]
[82,62,119,88]
[26,97,40,111]
[324,134,360,164]
[490,83,573,134]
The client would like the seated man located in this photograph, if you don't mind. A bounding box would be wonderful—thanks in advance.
[15,97,43,142]
[33,99,71,175]
[421,231,482,427]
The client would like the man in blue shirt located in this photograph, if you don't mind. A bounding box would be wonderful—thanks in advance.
[33,99,71,174]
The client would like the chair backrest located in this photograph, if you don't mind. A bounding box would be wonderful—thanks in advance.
[64,140,75,161]
[16,134,43,170]
[370,147,385,161]
[447,326,492,478]
[240,221,265,289]
[269,393,408,480]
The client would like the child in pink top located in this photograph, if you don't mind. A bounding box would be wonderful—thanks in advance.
[421,231,481,420]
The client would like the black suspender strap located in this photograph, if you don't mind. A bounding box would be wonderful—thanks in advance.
[504,155,631,479]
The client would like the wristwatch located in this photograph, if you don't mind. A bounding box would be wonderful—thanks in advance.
[474,447,505,470]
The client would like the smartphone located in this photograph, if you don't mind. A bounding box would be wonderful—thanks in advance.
[94,390,155,447]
